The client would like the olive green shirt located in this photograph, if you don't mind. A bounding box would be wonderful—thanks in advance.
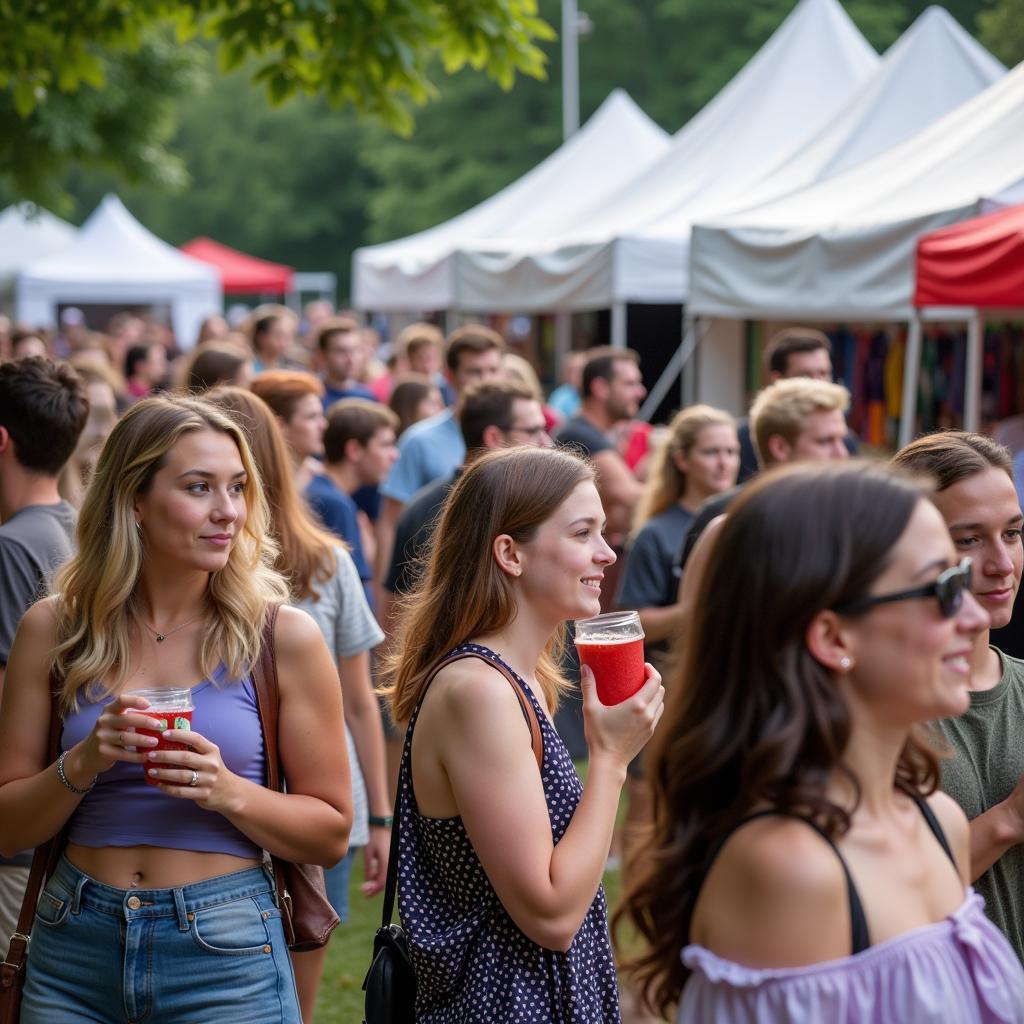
[939,648,1024,962]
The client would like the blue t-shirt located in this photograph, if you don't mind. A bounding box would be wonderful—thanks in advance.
[305,474,373,605]
[381,408,464,504]
[322,382,377,409]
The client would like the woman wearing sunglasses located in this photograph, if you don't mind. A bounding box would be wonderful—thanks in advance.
[893,432,1024,962]
[616,460,1024,1022]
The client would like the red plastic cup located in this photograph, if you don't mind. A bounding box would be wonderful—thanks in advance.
[126,687,194,786]
[574,610,646,706]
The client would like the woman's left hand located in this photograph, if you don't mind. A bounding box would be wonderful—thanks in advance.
[360,827,390,897]
[145,729,241,814]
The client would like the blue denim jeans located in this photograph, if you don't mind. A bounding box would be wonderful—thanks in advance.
[21,856,301,1023]
[323,846,358,924]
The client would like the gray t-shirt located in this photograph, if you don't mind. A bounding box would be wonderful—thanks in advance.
[0,501,76,868]
[294,545,384,848]
[939,648,1024,962]
[616,504,695,611]
[0,501,76,664]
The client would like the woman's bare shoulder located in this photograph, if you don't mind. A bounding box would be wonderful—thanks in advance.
[692,814,850,967]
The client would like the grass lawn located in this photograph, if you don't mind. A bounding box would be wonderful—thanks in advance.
[312,857,628,1024]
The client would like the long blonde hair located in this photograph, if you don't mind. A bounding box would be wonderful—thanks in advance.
[633,405,736,529]
[53,395,289,710]
[382,446,593,725]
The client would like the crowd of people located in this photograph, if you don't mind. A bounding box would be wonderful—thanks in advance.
[0,306,1023,1022]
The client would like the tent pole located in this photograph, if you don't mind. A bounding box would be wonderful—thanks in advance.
[638,313,703,423]
[611,302,627,348]
[964,309,983,433]
[898,312,923,448]
[555,313,572,373]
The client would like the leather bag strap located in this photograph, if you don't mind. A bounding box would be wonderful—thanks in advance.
[3,676,65,985]
[379,650,545,929]
[249,603,286,911]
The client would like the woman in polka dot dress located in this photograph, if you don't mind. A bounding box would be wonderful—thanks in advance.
[383,446,665,1022]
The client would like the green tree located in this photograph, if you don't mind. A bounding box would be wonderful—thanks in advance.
[0,0,554,208]
[978,0,1024,66]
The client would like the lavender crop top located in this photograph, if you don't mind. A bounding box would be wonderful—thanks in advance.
[61,665,266,859]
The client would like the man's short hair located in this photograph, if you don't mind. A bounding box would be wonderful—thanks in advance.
[456,380,536,451]
[0,357,89,475]
[316,315,362,353]
[580,346,641,399]
[323,398,399,464]
[750,378,850,468]
[124,343,153,378]
[250,369,324,421]
[763,327,832,377]
[445,324,505,373]
[396,322,444,361]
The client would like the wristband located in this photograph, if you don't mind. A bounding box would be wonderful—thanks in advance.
[56,750,96,795]
[368,814,393,828]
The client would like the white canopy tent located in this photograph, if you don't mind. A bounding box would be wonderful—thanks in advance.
[433,0,880,321]
[692,6,1005,224]
[0,204,77,300]
[687,56,1024,438]
[352,89,671,312]
[17,194,221,349]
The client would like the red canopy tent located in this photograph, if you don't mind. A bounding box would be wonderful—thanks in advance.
[179,237,294,294]
[904,205,1024,443]
[915,204,1024,308]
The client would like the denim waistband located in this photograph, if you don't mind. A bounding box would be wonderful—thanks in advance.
[51,856,276,929]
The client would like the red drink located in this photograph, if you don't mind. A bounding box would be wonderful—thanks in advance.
[576,637,646,706]
[135,708,194,786]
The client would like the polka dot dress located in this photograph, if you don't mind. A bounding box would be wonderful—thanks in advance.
[396,644,622,1023]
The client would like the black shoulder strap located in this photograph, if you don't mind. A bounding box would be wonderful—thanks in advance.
[378,649,545,931]
[911,794,957,869]
[697,810,870,955]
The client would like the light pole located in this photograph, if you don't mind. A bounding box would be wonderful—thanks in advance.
[562,0,580,141]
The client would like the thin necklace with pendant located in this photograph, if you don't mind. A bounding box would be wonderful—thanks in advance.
[141,613,203,643]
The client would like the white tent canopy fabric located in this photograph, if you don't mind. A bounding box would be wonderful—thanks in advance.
[0,204,77,292]
[688,53,1024,322]
[17,194,221,348]
[352,89,670,311]
[434,0,881,312]
[717,6,1005,215]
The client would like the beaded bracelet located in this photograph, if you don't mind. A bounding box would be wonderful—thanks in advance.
[56,750,96,795]
[368,814,394,828]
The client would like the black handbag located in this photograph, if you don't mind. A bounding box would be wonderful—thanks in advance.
[362,651,543,1023]
[362,809,416,1024]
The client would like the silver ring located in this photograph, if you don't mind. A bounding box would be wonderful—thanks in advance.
[189,769,199,788]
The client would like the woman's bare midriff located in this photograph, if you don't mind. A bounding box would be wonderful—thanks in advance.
[66,842,261,889]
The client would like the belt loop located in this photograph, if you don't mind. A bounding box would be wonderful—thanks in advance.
[173,887,190,932]
[71,871,88,915]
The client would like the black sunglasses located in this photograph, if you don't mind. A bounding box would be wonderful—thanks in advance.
[833,558,972,620]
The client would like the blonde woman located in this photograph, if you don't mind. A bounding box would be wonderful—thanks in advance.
[0,396,351,1023]
[616,404,739,644]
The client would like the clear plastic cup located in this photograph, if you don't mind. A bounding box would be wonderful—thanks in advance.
[574,610,646,706]
[125,687,194,786]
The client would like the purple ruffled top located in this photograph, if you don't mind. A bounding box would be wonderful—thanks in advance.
[678,891,1024,1023]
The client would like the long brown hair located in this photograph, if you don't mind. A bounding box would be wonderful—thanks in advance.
[615,461,941,1017]
[203,386,338,600]
[382,446,593,723]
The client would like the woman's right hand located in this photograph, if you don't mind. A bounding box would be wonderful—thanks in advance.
[75,694,162,777]
[580,663,665,768]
